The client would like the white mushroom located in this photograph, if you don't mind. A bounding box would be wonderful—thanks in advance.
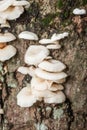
[0,109,4,114]
[46,44,61,49]
[24,45,50,66]
[73,8,86,15]
[13,0,30,6]
[0,45,16,62]
[18,31,38,41]
[44,91,66,104]
[32,89,56,98]
[17,66,36,77]
[51,32,69,41]
[38,59,66,72]
[0,6,24,20]
[31,76,52,90]
[0,0,14,12]
[39,39,54,44]
[0,32,16,43]
[35,68,67,81]
[17,86,37,107]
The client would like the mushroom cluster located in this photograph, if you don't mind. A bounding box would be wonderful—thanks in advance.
[0,32,17,62]
[17,31,68,107]
[0,0,30,27]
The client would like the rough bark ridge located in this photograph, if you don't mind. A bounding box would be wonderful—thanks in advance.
[0,0,87,130]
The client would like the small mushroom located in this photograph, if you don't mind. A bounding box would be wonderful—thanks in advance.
[18,31,38,41]
[39,32,69,44]
[44,91,66,104]
[17,66,36,77]
[51,32,69,41]
[0,6,24,20]
[38,59,66,72]
[73,8,86,15]
[35,68,67,81]
[39,38,54,44]
[24,45,50,66]
[0,109,4,114]
[17,86,37,107]
[0,32,16,42]
[46,44,61,49]
[0,45,17,62]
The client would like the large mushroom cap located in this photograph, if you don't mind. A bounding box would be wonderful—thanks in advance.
[44,91,66,104]
[17,86,37,107]
[24,45,50,66]
[0,32,16,43]
[38,59,66,72]
[0,6,24,20]
[0,0,14,12]
[0,45,16,62]
[18,31,38,40]
[35,68,67,81]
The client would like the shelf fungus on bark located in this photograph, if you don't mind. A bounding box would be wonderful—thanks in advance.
[17,41,68,107]
[0,32,17,62]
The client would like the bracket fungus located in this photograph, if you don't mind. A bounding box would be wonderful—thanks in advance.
[17,35,68,107]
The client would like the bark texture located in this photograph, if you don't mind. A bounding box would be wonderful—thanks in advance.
[0,0,87,130]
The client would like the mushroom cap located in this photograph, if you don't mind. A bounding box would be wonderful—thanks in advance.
[0,45,16,62]
[54,78,66,84]
[35,68,67,81]
[46,44,61,49]
[18,31,38,40]
[51,32,69,41]
[38,59,66,72]
[44,91,66,104]
[0,32,16,43]
[48,83,64,91]
[0,6,24,20]
[73,8,86,15]
[17,86,37,107]
[13,0,30,6]
[17,66,36,77]
[39,39,54,44]
[32,89,56,98]
[0,0,14,12]
[24,45,50,66]
[31,76,52,91]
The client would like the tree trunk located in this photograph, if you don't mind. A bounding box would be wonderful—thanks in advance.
[0,0,87,130]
